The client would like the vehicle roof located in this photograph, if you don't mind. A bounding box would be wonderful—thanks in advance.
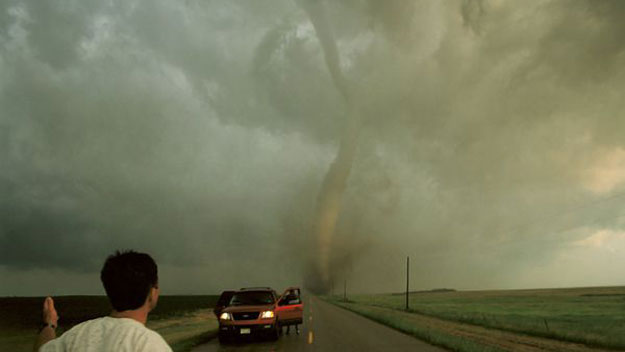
[239,287,274,291]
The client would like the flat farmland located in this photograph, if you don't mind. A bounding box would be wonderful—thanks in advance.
[326,286,625,351]
[0,295,219,352]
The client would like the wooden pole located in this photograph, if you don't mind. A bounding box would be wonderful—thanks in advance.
[406,256,410,311]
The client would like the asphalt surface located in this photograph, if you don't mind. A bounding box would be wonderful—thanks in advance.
[191,295,446,352]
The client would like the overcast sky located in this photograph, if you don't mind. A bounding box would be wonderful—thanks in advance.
[2,0,625,296]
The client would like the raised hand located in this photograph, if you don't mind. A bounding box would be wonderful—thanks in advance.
[43,297,59,326]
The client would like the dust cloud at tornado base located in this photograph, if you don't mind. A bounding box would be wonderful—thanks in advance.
[2,0,625,295]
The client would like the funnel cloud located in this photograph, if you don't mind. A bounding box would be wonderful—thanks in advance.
[2,0,625,295]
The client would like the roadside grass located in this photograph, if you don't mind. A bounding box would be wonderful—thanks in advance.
[331,300,505,352]
[149,309,218,352]
[0,329,35,352]
[325,286,625,350]
[0,295,219,352]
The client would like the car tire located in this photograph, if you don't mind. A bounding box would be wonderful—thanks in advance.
[269,326,280,341]
[218,332,230,344]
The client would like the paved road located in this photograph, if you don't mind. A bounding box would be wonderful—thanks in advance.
[191,296,446,352]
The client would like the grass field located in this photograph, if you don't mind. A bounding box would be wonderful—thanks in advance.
[325,286,625,351]
[0,295,219,352]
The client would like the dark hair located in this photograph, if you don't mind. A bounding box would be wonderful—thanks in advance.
[100,250,158,311]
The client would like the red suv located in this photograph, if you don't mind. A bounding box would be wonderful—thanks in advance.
[217,287,303,343]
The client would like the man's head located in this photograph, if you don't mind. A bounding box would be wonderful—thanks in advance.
[100,250,159,312]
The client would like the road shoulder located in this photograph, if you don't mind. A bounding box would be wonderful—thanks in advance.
[323,299,612,352]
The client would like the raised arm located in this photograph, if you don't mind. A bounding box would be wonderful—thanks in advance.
[33,297,59,352]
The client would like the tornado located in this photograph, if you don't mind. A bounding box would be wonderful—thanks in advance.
[298,0,360,291]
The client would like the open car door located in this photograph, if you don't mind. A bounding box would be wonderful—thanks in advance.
[276,287,303,327]
[213,290,235,317]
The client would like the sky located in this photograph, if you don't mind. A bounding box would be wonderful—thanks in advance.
[2,0,625,296]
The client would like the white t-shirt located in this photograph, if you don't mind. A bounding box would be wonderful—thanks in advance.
[40,317,172,352]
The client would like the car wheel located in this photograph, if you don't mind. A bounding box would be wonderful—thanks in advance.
[269,326,280,341]
[218,332,230,344]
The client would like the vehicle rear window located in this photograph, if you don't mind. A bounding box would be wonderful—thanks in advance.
[229,291,275,306]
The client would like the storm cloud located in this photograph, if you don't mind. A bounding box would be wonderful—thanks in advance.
[1,0,625,295]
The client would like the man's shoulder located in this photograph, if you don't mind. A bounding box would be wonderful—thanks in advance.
[134,326,172,351]
[62,317,107,334]
[107,318,171,351]
[39,317,107,351]
[42,317,172,352]
[143,329,171,349]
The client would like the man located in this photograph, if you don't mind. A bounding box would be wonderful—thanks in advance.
[283,289,301,335]
[34,250,172,352]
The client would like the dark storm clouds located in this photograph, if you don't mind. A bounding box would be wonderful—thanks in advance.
[2,0,625,294]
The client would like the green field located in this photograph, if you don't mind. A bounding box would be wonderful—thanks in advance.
[326,286,625,351]
[0,295,219,352]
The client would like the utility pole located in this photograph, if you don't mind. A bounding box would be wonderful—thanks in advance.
[343,279,347,302]
[406,256,410,311]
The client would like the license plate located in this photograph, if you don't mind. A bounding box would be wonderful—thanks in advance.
[240,328,251,335]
